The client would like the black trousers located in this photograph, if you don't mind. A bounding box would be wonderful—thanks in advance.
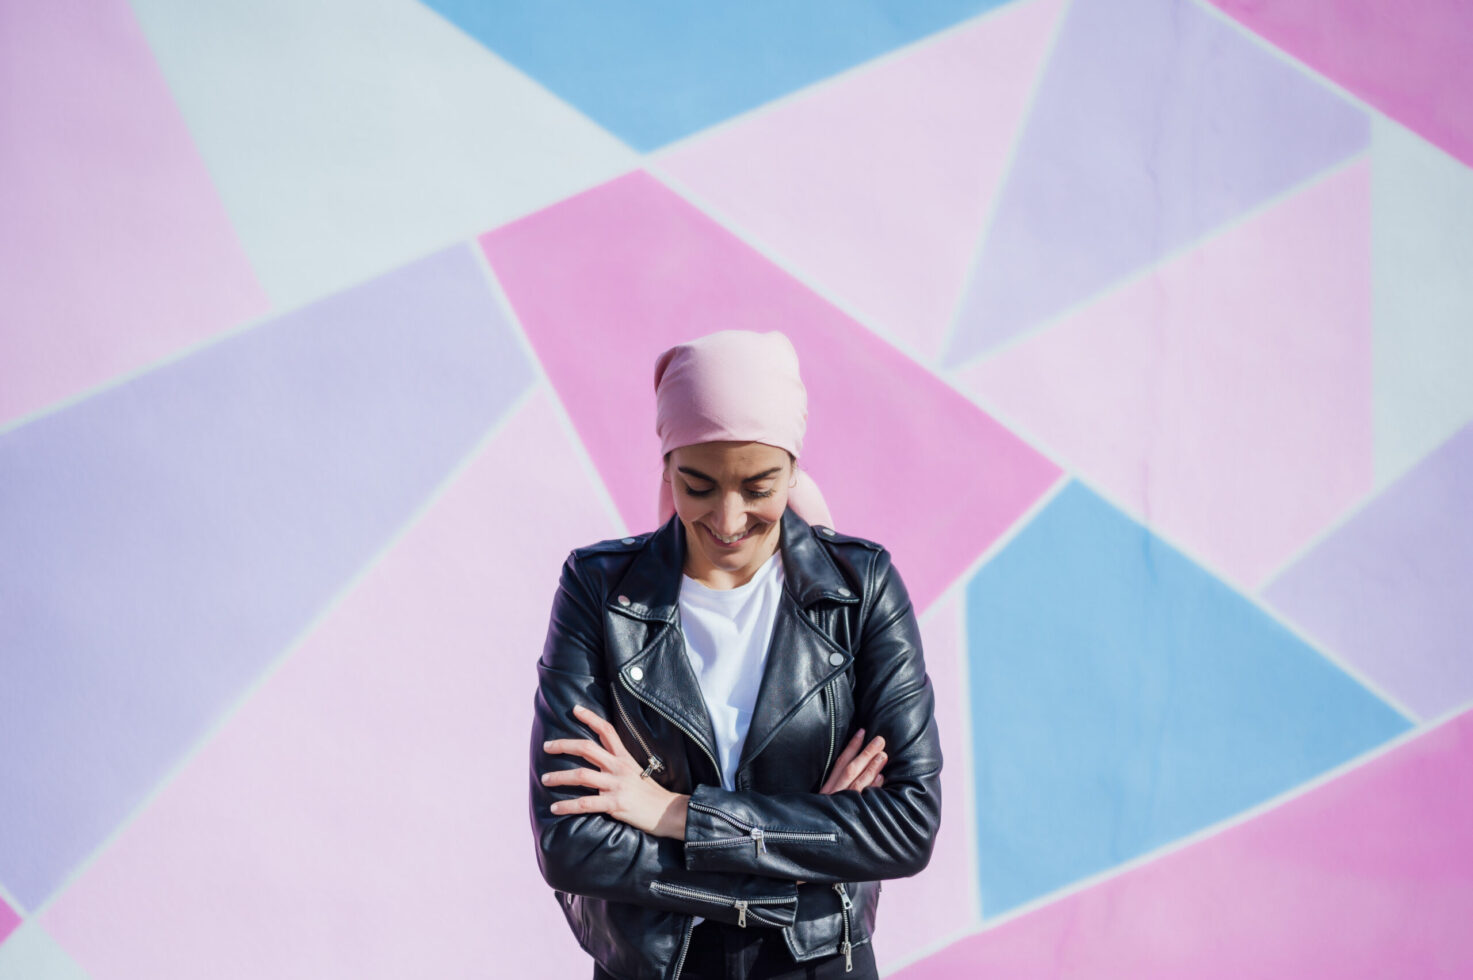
[592,918,878,980]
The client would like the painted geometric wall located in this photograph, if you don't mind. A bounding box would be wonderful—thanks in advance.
[2,0,1470,976]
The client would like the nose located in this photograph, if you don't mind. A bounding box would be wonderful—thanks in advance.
[711,492,749,536]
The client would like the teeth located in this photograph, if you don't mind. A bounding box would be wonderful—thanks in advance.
[710,527,750,544]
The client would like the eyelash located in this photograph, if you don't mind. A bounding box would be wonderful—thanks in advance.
[684,486,776,499]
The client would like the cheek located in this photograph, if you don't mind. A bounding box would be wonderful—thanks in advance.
[755,495,788,523]
[674,505,708,532]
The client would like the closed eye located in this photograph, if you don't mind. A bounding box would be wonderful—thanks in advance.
[684,485,776,499]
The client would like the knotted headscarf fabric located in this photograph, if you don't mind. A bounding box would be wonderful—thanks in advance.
[653,329,834,529]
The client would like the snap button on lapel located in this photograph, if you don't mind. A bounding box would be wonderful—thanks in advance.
[820,527,836,536]
[617,595,631,606]
[837,587,852,597]
[629,666,645,681]
[828,653,845,666]
[621,537,636,544]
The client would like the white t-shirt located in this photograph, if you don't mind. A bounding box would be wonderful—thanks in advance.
[678,549,785,793]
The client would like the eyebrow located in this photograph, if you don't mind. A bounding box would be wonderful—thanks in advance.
[677,465,783,483]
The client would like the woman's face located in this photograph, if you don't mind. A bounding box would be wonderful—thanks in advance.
[664,441,794,590]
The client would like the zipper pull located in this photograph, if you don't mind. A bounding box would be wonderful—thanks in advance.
[750,827,766,855]
[833,882,853,911]
[735,900,748,928]
[841,940,853,972]
[640,755,664,779]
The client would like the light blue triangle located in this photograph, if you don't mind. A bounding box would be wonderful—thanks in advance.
[966,481,1409,916]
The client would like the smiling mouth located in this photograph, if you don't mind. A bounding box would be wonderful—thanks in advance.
[704,524,758,546]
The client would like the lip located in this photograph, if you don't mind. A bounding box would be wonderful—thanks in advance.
[702,523,758,549]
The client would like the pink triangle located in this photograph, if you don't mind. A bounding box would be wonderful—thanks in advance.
[655,0,1065,362]
[955,162,1374,589]
[1209,0,1473,168]
[1,0,268,425]
[479,171,1061,613]
[0,894,19,945]
[893,708,1473,978]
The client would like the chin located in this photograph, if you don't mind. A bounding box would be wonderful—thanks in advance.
[681,514,782,564]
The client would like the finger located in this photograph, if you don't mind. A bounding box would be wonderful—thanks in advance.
[542,738,619,772]
[541,768,617,792]
[573,704,635,762]
[870,773,884,788]
[841,745,886,792]
[851,751,886,791]
[549,794,614,816]
[820,729,866,794]
[833,728,864,768]
[824,730,877,794]
[826,736,882,794]
[842,735,886,785]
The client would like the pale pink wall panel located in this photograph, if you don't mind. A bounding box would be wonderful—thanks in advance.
[0,0,268,425]
[42,390,615,979]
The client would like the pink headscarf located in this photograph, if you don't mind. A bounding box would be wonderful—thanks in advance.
[654,329,834,529]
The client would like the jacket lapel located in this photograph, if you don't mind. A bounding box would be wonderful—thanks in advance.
[737,507,860,777]
[605,514,720,766]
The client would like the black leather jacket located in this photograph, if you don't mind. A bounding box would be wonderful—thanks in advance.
[529,506,943,980]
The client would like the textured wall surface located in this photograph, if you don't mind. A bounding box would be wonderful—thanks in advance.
[2,0,1470,975]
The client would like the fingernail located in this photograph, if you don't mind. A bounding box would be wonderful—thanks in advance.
[543,741,554,751]
[550,802,563,813]
[540,772,550,782]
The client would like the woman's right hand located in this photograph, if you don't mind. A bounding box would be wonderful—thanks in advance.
[820,728,886,794]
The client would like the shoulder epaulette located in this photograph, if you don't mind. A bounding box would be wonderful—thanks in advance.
[809,524,884,552]
[574,532,651,557]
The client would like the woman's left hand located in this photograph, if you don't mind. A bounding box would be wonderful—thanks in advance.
[542,704,690,839]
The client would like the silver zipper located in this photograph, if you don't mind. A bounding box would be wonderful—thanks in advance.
[610,683,664,778]
[649,881,793,928]
[821,679,837,785]
[671,916,695,980]
[834,882,854,972]
[619,670,720,779]
[686,799,838,856]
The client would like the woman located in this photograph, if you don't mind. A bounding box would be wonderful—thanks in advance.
[529,329,943,979]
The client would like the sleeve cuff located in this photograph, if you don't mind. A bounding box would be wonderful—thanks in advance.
[683,783,839,874]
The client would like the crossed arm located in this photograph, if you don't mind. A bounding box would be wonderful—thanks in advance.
[531,683,887,927]
[541,704,889,835]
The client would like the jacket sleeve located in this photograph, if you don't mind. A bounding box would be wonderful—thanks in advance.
[681,547,942,884]
[530,551,799,928]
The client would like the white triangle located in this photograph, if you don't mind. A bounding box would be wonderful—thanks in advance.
[129,0,638,309]
[1371,117,1473,488]
[0,922,90,980]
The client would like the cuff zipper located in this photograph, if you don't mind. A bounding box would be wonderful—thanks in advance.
[686,799,838,857]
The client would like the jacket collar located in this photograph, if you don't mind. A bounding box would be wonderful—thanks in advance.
[604,505,861,783]
[607,506,858,623]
